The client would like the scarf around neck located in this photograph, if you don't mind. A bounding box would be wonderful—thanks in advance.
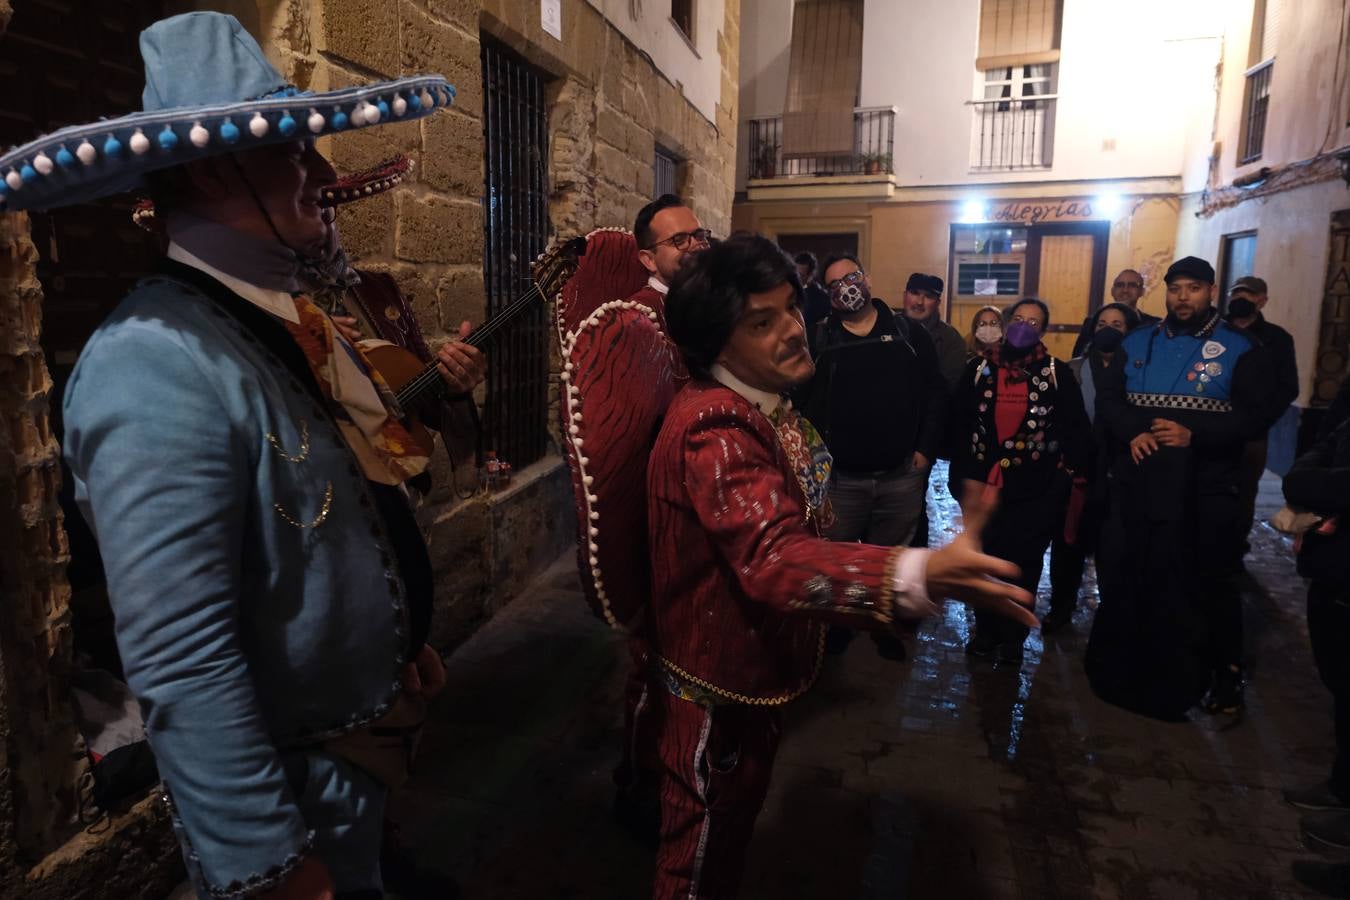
[983,340,1049,378]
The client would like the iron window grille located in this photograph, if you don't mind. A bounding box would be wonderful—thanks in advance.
[481,39,551,469]
[1239,61,1273,165]
[654,144,679,198]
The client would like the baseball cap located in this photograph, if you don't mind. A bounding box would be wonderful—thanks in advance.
[1231,275,1268,295]
[1163,256,1215,285]
[905,273,944,297]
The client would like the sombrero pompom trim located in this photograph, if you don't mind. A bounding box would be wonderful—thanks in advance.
[0,74,454,212]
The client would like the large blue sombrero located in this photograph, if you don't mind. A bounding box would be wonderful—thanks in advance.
[0,11,454,213]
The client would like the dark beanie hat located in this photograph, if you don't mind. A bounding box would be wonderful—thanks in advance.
[1164,256,1215,284]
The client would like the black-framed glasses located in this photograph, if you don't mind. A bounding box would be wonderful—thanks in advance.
[648,228,712,251]
[825,270,866,291]
[1113,280,1143,290]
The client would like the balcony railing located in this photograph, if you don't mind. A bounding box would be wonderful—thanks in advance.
[1239,60,1273,164]
[967,95,1058,171]
[747,107,896,179]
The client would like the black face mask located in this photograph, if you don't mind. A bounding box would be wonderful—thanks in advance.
[1227,297,1258,319]
[1091,327,1125,353]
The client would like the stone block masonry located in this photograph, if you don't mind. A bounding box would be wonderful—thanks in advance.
[0,0,739,895]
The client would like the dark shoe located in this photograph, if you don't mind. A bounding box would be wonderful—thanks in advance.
[1287,781,1350,812]
[1201,665,1245,715]
[1040,609,1073,635]
[966,634,998,657]
[1305,811,1350,853]
[872,633,908,662]
[825,625,856,655]
[1293,859,1350,897]
[994,642,1025,665]
[613,786,660,849]
[382,822,460,900]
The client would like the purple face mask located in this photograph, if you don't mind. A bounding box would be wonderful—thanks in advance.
[1005,320,1041,349]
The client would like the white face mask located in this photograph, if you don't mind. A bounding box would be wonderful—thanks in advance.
[975,323,1003,345]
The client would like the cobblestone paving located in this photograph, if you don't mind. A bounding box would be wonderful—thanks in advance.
[393,467,1331,899]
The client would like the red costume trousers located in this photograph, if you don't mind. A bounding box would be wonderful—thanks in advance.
[620,634,663,802]
[651,692,782,900]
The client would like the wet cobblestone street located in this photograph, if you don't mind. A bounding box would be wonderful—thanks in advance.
[392,466,1332,898]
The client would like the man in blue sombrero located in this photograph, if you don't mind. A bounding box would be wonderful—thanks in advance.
[1,12,480,898]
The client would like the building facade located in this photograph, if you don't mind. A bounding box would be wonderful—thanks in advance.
[1171,0,1350,468]
[0,0,739,895]
[733,0,1218,359]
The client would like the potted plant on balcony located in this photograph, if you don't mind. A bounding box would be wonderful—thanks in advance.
[754,142,780,179]
[862,151,892,175]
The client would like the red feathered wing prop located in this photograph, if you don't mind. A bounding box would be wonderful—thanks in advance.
[556,227,679,629]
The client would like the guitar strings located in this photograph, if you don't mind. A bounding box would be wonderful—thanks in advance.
[395,282,546,407]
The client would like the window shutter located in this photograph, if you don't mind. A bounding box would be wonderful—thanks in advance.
[1249,0,1281,64]
[976,0,1063,71]
[1261,0,1281,59]
[781,0,864,159]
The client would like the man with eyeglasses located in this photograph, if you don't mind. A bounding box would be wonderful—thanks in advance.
[797,254,948,662]
[1071,268,1160,357]
[608,193,712,845]
[632,193,713,331]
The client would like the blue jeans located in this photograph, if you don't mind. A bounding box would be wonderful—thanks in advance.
[825,461,930,547]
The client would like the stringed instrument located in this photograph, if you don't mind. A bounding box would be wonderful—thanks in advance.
[355,236,587,456]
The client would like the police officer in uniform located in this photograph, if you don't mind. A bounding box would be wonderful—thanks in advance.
[1087,256,1279,719]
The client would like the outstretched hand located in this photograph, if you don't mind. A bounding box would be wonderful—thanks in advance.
[922,481,1037,628]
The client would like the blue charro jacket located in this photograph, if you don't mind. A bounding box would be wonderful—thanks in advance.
[63,269,412,895]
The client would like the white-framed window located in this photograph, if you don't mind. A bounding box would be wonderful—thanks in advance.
[969,63,1058,170]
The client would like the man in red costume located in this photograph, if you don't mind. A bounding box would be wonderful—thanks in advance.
[647,234,1038,899]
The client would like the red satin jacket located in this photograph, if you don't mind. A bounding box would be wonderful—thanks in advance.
[646,380,904,705]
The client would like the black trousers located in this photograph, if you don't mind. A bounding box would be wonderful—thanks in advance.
[1196,491,1246,669]
[1309,580,1350,799]
[974,476,1069,647]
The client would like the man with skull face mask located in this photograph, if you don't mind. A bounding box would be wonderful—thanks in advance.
[798,254,948,660]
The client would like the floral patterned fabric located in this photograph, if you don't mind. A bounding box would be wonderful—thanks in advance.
[284,294,430,484]
[769,403,834,528]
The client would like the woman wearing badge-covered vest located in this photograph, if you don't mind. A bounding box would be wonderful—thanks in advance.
[949,298,1093,663]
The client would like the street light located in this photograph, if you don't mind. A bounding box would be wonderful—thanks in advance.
[960,199,987,223]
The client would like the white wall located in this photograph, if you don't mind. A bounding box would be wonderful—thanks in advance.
[865,0,1221,186]
[738,0,1223,189]
[1175,184,1349,408]
[585,0,727,123]
[736,0,795,184]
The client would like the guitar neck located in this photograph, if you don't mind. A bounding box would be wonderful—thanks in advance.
[394,283,544,410]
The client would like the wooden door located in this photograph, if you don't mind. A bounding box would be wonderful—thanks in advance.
[1312,210,1350,406]
[1025,222,1109,360]
[1035,235,1094,359]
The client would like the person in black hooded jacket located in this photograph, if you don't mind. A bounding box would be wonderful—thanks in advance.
[1280,378,1350,866]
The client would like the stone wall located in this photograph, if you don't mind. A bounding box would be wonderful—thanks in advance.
[0,1,739,895]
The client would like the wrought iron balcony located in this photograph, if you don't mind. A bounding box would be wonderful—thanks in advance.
[967,95,1058,171]
[746,107,896,180]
